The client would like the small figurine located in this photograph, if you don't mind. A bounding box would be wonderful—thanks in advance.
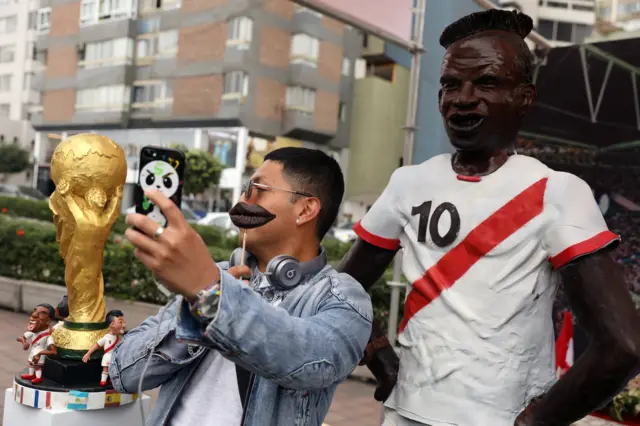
[82,310,126,386]
[16,304,57,384]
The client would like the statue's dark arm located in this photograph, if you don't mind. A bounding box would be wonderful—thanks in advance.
[338,238,400,401]
[520,250,640,425]
[338,238,398,291]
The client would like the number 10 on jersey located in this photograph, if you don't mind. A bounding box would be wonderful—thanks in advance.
[411,201,461,247]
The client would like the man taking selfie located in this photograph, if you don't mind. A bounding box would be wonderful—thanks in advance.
[109,147,372,426]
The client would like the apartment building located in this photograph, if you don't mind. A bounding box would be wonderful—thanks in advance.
[341,36,409,222]
[31,0,361,207]
[499,0,596,45]
[597,0,640,31]
[0,0,43,123]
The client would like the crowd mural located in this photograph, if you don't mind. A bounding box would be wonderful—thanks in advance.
[516,141,640,334]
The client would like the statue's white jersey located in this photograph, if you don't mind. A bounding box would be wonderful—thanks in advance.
[356,153,618,425]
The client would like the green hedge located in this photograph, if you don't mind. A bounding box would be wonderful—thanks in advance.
[0,196,398,328]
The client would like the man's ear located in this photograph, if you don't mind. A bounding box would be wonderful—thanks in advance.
[518,83,536,117]
[296,197,322,227]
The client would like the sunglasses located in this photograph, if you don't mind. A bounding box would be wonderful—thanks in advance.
[241,179,313,199]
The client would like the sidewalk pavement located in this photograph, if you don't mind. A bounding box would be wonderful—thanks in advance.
[0,309,614,426]
[0,308,382,426]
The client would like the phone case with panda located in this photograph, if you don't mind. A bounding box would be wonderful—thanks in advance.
[135,146,186,227]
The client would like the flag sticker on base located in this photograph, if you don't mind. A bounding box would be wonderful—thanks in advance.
[67,390,89,410]
[105,390,121,408]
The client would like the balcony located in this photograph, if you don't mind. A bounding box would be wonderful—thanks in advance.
[76,58,135,90]
[130,98,173,122]
[72,104,129,126]
[282,108,332,144]
[78,18,137,45]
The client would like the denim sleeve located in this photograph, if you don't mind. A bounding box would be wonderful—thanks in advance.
[109,297,205,393]
[175,270,373,390]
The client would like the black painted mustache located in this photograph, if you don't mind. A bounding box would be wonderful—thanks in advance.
[229,202,276,229]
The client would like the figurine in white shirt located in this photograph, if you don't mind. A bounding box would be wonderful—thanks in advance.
[82,310,126,386]
[16,304,57,384]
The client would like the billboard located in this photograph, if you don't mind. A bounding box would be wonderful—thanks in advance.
[295,0,413,46]
[245,136,303,173]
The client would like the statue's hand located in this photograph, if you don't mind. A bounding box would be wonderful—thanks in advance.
[57,179,71,196]
[104,186,123,227]
[364,339,399,402]
[57,179,87,223]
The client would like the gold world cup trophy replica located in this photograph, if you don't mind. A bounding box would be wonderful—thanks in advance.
[48,134,126,359]
[9,134,140,415]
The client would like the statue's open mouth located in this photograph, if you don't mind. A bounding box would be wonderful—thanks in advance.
[229,202,276,229]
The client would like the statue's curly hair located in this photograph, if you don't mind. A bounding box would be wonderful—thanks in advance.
[439,9,535,83]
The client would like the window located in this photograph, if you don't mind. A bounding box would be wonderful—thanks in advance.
[354,58,366,79]
[286,86,315,113]
[23,72,34,90]
[222,71,248,100]
[293,4,322,17]
[28,11,37,29]
[538,19,554,39]
[79,38,133,68]
[136,30,178,61]
[0,74,10,92]
[290,34,319,67]
[556,22,572,42]
[0,45,14,63]
[366,61,395,82]
[26,42,35,60]
[572,4,594,12]
[80,0,136,26]
[0,104,9,117]
[139,0,181,13]
[342,58,351,76]
[0,15,16,33]
[132,80,172,109]
[338,102,346,122]
[37,8,51,33]
[137,17,160,33]
[226,17,253,50]
[75,85,129,111]
[537,19,592,44]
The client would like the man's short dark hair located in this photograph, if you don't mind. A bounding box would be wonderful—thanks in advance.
[37,303,55,319]
[57,295,69,318]
[106,309,124,325]
[439,9,535,83]
[264,147,344,240]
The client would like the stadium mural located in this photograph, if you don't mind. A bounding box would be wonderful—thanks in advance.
[516,138,640,340]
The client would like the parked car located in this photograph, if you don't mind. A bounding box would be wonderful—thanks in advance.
[125,202,200,224]
[0,184,47,201]
[198,212,239,238]
[328,222,357,243]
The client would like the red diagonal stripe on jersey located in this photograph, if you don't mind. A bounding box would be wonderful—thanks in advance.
[399,177,548,334]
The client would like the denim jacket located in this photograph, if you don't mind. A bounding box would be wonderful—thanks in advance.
[109,261,373,426]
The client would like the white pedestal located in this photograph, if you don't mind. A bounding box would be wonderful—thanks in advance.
[3,389,152,426]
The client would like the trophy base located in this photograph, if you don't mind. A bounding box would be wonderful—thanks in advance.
[43,359,106,389]
[52,323,109,357]
[5,376,147,423]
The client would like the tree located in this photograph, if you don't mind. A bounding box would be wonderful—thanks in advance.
[169,144,224,196]
[0,143,31,183]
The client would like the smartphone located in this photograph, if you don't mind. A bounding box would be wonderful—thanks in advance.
[134,146,186,228]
